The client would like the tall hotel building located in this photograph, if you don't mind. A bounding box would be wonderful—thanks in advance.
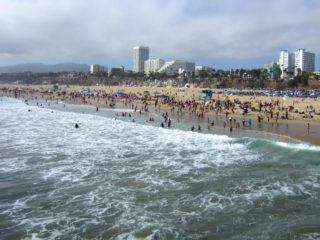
[279,50,295,78]
[294,49,315,76]
[133,46,149,73]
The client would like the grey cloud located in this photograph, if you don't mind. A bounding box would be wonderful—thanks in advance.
[0,0,319,65]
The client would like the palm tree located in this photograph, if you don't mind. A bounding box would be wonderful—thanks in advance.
[283,68,289,80]
[296,68,302,76]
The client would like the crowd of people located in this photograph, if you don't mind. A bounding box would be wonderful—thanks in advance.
[1,86,319,135]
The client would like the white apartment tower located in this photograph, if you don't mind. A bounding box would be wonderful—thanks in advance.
[133,46,149,73]
[294,49,315,76]
[144,58,165,74]
[279,50,295,78]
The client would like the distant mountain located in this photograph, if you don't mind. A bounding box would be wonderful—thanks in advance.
[0,63,90,73]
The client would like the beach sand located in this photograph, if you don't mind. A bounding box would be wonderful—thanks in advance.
[1,84,320,145]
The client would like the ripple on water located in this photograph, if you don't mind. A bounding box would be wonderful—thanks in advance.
[0,97,320,239]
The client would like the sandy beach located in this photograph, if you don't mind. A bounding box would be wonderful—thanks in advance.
[1,84,320,145]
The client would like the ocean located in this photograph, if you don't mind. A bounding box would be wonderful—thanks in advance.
[0,97,320,240]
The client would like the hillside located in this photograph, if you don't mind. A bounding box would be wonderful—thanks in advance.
[0,63,90,73]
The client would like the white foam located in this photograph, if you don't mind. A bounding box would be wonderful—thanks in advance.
[276,141,320,151]
[274,141,320,151]
[1,97,320,239]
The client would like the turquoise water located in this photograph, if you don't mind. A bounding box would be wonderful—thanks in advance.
[0,97,320,239]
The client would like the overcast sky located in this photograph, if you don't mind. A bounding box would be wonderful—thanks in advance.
[0,0,319,70]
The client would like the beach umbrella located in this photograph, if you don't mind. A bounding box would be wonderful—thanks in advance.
[166,86,172,89]
[152,91,160,94]
[118,91,124,94]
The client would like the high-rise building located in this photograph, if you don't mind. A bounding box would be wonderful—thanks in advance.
[144,58,165,74]
[133,46,149,73]
[294,49,315,76]
[279,50,295,78]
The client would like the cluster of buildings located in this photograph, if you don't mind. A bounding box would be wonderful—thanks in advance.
[133,46,202,77]
[90,46,316,80]
[264,49,316,79]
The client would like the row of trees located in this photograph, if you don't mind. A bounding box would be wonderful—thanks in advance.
[1,67,319,89]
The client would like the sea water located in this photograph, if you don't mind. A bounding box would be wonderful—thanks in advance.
[0,97,320,240]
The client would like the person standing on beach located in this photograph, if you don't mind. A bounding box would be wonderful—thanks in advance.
[307,123,310,134]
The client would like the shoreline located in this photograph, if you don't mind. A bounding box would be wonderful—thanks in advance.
[1,84,320,146]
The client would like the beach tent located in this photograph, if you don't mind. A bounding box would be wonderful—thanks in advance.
[161,95,169,99]
[81,89,89,94]
[152,91,160,94]
[223,96,230,101]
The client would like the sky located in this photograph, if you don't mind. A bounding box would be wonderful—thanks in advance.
[0,0,320,70]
